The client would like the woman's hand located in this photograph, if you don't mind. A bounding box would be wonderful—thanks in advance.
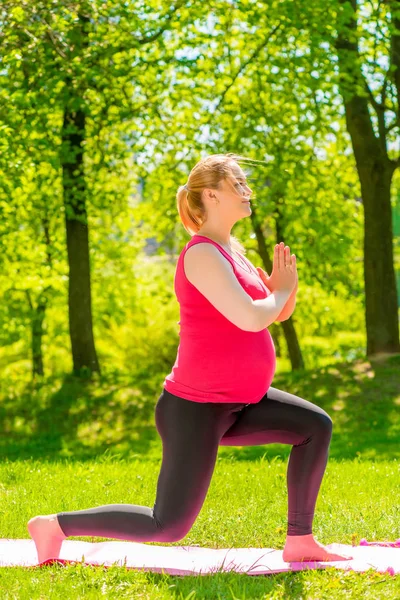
[256,242,298,293]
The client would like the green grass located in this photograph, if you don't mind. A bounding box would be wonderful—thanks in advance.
[0,353,399,598]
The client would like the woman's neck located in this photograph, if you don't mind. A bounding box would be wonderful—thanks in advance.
[195,231,232,249]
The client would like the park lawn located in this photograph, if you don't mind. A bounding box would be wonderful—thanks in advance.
[0,353,399,598]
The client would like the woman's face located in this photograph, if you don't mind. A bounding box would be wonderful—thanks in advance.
[202,164,254,225]
[219,167,253,209]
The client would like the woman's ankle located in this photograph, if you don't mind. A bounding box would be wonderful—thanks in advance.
[49,514,67,539]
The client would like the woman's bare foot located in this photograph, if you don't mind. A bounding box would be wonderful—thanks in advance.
[27,514,67,564]
[282,533,353,562]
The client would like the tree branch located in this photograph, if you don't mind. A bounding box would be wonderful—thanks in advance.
[115,0,187,49]
[390,0,400,121]
[169,23,283,170]
[213,23,283,115]
[364,80,388,149]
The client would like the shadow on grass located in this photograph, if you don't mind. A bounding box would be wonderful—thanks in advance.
[0,370,162,462]
[0,354,399,463]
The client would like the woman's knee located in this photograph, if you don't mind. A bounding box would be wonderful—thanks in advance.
[156,522,192,543]
[312,410,333,438]
[153,512,193,543]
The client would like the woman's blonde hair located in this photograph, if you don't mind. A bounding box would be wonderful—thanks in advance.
[177,152,263,255]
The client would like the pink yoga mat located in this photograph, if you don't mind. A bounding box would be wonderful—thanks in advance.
[0,539,398,575]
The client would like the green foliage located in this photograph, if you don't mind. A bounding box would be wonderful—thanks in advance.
[0,0,398,380]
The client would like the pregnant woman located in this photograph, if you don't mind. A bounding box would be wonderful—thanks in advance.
[28,153,351,563]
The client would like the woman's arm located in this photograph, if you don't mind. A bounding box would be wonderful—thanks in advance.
[276,282,298,321]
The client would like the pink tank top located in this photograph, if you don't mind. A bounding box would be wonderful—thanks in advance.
[163,235,276,403]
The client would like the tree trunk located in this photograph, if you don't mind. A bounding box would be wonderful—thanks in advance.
[279,317,304,369]
[26,290,47,378]
[335,0,400,357]
[361,163,399,355]
[61,106,100,376]
[31,295,46,377]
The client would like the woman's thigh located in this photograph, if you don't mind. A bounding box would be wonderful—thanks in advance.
[219,386,332,447]
[153,389,246,534]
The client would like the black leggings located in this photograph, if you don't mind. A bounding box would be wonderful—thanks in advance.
[57,386,333,541]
